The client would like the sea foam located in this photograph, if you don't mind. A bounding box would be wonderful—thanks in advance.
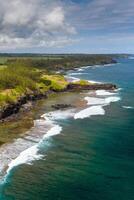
[75,92,121,119]
[85,97,105,105]
[77,68,84,72]
[69,72,88,76]
[105,96,121,104]
[85,96,120,106]
[41,109,75,121]
[123,106,134,109]
[7,145,43,174]
[65,76,80,83]
[6,123,62,177]
[4,109,64,179]
[88,80,101,84]
[74,106,105,119]
[43,125,62,139]
[96,90,116,96]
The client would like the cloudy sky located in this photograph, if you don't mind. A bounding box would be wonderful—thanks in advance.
[0,0,134,53]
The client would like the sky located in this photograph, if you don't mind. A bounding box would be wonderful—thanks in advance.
[0,0,134,54]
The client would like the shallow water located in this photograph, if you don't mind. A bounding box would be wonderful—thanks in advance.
[0,58,134,200]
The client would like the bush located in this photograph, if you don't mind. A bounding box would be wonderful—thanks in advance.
[41,75,68,91]
[40,79,52,86]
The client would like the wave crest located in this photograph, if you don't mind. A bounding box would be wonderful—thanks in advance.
[74,106,105,119]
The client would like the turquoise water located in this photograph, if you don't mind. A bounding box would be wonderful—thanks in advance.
[0,58,134,200]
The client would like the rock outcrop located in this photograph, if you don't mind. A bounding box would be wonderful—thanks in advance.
[52,104,73,110]
[67,83,117,91]
[0,93,47,121]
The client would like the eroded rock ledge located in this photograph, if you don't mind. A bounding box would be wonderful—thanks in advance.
[67,83,117,91]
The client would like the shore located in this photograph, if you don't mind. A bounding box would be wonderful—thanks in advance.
[0,86,120,180]
[0,61,118,180]
[1,57,134,200]
[0,81,117,122]
[0,54,118,122]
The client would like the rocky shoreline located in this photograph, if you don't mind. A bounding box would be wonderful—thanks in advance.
[0,82,117,122]
[67,83,117,91]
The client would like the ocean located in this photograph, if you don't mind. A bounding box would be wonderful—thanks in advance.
[0,57,134,200]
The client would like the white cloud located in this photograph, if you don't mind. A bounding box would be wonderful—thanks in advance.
[0,0,76,50]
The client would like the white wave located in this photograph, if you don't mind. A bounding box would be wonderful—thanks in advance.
[66,75,100,85]
[114,88,122,92]
[74,106,105,119]
[85,96,120,106]
[105,96,121,104]
[6,124,62,177]
[7,145,43,174]
[43,125,62,139]
[5,110,64,174]
[41,109,75,121]
[88,80,101,84]
[34,119,53,126]
[65,75,80,82]
[69,72,88,76]
[3,109,65,179]
[85,97,105,105]
[123,106,133,109]
[77,68,84,72]
[72,77,80,82]
[96,90,116,96]
[80,66,92,69]
[91,64,101,68]
[103,63,116,67]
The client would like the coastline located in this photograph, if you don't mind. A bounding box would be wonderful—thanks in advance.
[0,86,120,181]
[0,82,117,122]
[0,62,117,122]
[0,61,119,182]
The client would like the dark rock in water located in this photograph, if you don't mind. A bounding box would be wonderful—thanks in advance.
[21,101,33,112]
[52,104,73,110]
[67,83,117,91]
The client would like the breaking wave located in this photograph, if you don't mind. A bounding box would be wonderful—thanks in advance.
[123,106,134,109]
[74,90,121,120]
[96,90,116,96]
[74,106,105,119]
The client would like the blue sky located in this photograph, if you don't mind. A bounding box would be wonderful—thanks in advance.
[0,0,134,53]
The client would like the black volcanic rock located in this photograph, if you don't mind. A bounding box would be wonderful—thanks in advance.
[52,104,73,110]
[67,83,117,91]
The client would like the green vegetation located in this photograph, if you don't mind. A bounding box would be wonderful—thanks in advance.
[73,80,91,86]
[41,75,68,91]
[0,54,117,72]
[0,53,117,109]
[0,65,69,108]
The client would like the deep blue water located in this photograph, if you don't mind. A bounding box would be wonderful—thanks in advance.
[0,58,134,200]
